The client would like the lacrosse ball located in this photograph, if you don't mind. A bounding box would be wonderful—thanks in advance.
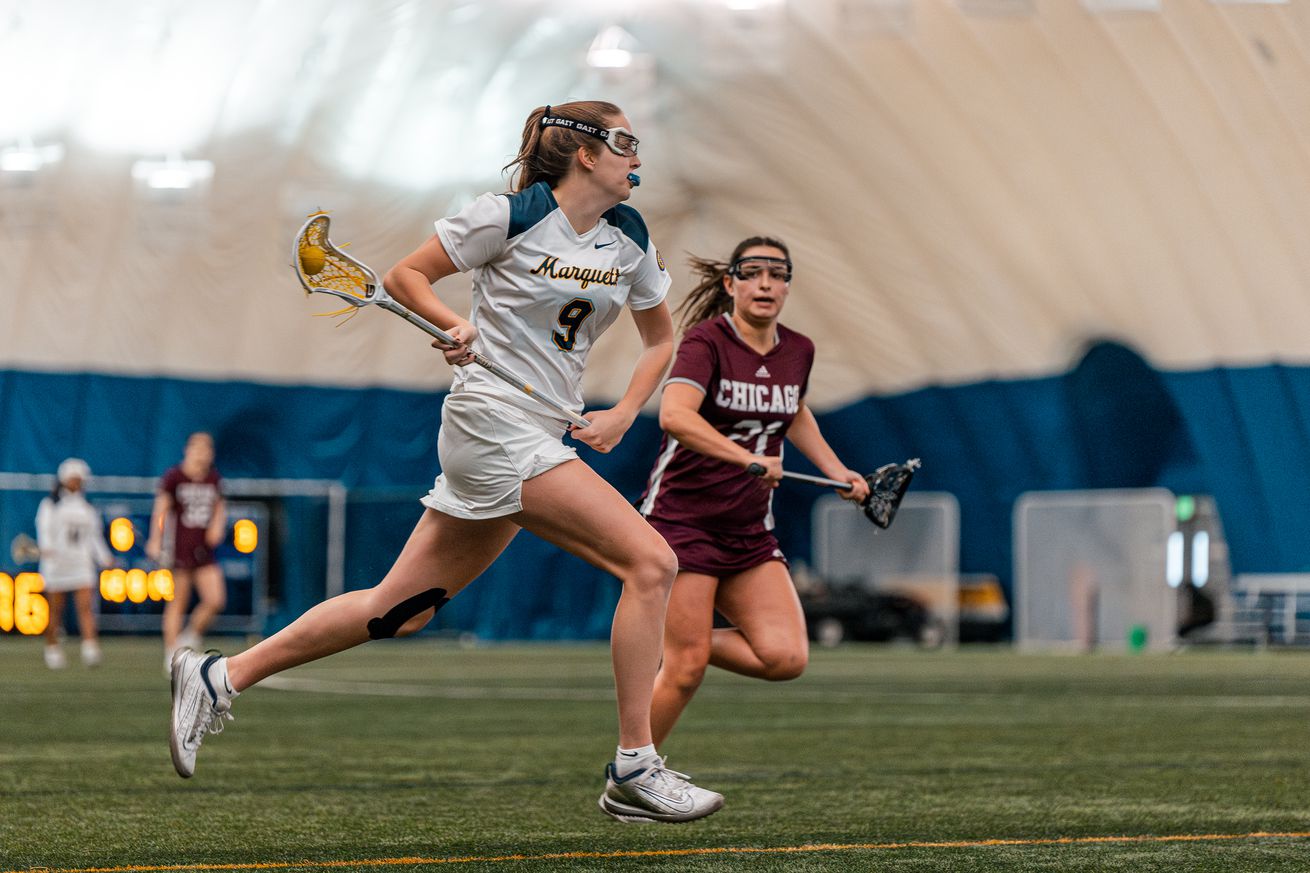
[300,245,327,276]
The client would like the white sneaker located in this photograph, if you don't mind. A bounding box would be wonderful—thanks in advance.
[169,649,234,778]
[43,645,67,670]
[598,756,724,823]
[177,628,202,651]
[81,640,102,668]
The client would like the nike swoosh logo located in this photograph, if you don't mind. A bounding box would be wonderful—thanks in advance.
[594,240,616,249]
[635,784,695,813]
[610,765,648,784]
[200,654,221,706]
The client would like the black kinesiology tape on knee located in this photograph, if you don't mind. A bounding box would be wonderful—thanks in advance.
[367,588,450,640]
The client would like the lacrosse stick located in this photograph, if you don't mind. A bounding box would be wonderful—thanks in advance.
[10,533,40,564]
[748,458,921,529]
[292,213,590,429]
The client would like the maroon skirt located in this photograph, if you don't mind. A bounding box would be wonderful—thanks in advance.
[648,518,788,578]
[171,527,216,570]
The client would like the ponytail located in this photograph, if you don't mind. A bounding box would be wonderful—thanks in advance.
[503,100,623,192]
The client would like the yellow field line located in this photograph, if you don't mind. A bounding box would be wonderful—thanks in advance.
[9,831,1310,873]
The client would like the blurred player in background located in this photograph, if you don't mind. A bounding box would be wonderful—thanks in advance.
[147,431,227,670]
[36,458,113,669]
[639,238,869,748]
[168,100,724,823]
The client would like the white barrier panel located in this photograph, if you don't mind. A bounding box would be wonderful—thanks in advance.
[812,493,961,642]
[1014,489,1177,652]
[1232,574,1310,645]
[813,492,960,586]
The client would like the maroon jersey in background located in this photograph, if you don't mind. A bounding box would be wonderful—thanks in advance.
[159,465,223,569]
[639,314,815,535]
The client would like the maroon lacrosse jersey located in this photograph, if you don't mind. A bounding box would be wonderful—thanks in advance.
[639,314,815,535]
[159,465,222,569]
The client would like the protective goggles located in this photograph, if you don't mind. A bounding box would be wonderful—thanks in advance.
[541,108,639,157]
[728,255,793,283]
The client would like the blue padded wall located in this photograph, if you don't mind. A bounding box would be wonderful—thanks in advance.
[3,347,1308,638]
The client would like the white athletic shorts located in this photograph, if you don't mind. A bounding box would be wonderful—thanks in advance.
[38,572,98,594]
[420,390,578,520]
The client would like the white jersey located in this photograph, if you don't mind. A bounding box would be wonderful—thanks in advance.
[35,491,112,591]
[434,181,671,426]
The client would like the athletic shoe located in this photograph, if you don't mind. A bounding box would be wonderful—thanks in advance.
[177,628,202,651]
[43,645,67,670]
[598,756,724,823]
[81,640,102,668]
[169,649,234,778]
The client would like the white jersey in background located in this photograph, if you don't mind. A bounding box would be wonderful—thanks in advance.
[36,492,112,592]
[434,181,671,427]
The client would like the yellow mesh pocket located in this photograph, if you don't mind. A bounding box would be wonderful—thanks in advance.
[294,214,373,300]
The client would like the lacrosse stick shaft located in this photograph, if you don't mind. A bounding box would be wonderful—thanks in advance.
[780,470,853,490]
[293,214,590,430]
[373,298,591,430]
[746,464,853,491]
[747,458,920,531]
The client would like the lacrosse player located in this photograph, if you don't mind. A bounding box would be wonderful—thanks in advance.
[147,431,227,671]
[36,458,112,669]
[637,238,870,748]
[168,101,724,823]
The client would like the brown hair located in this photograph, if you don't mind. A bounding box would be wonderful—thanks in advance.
[673,236,791,331]
[503,101,624,192]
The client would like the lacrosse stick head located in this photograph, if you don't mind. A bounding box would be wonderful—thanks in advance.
[292,213,387,310]
[861,458,920,529]
[10,533,40,564]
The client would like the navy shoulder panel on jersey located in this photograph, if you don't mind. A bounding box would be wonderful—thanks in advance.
[507,181,559,239]
[603,203,650,251]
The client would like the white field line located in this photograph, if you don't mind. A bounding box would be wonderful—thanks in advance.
[256,676,1310,707]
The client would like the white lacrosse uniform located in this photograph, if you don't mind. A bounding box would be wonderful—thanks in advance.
[421,181,670,519]
[36,491,112,592]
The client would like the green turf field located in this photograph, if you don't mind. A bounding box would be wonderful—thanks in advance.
[3,637,1310,872]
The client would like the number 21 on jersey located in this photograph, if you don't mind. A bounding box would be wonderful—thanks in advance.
[729,419,784,454]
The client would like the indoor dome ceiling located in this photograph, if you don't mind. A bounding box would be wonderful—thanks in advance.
[2,0,1308,408]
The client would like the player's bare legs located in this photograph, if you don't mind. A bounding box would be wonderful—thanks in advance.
[225,509,519,692]
[170,508,519,778]
[709,561,809,680]
[43,591,66,649]
[161,568,193,653]
[42,591,68,668]
[72,588,98,645]
[514,459,676,748]
[516,460,722,822]
[651,561,808,747]
[46,590,102,668]
[185,564,226,641]
[650,573,718,747]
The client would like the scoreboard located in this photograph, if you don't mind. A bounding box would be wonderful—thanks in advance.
[1,499,269,636]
